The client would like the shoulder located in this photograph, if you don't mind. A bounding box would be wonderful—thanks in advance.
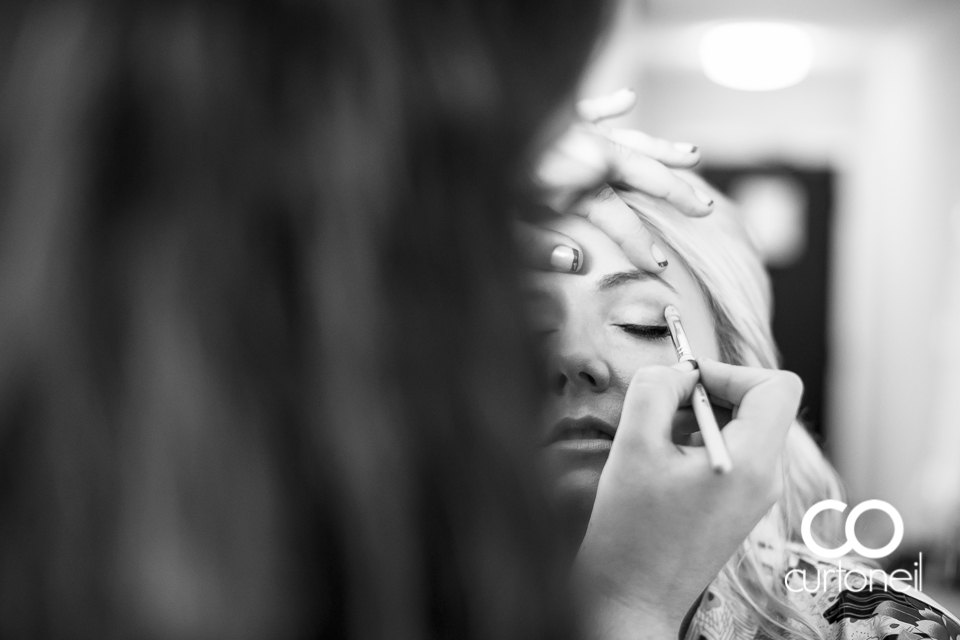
[783,542,960,640]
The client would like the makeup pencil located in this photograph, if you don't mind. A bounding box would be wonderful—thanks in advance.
[663,305,733,474]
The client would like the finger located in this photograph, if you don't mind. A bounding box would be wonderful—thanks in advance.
[617,365,699,454]
[600,127,700,169]
[513,221,583,273]
[576,88,637,123]
[535,128,610,209]
[697,358,800,409]
[705,392,734,410]
[573,186,667,272]
[670,405,731,442]
[697,358,802,455]
[609,151,714,217]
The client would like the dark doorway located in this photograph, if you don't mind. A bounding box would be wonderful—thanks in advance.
[700,165,834,443]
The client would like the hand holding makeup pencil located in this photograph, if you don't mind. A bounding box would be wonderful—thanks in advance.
[573,359,802,640]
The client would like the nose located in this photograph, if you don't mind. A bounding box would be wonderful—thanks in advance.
[549,335,612,395]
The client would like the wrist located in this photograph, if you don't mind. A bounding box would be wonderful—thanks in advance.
[584,592,682,640]
[572,556,685,640]
[572,543,691,630]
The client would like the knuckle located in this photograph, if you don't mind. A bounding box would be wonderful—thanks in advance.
[629,365,677,387]
[777,370,805,402]
[595,184,618,203]
[663,178,693,203]
[627,381,669,403]
[613,141,633,159]
[625,382,674,414]
[660,181,680,200]
[625,368,688,410]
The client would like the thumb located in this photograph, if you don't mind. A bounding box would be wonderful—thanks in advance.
[513,221,584,272]
[697,358,801,462]
[576,88,637,123]
[616,364,698,455]
[574,186,669,272]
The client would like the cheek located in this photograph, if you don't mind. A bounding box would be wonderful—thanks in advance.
[609,338,679,379]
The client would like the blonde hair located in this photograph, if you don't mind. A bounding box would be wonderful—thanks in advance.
[617,177,845,640]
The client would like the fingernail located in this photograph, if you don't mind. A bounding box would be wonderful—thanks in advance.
[650,243,668,268]
[672,359,698,372]
[550,245,581,272]
[694,188,714,208]
[673,142,698,154]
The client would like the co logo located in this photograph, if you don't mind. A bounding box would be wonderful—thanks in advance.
[800,499,904,559]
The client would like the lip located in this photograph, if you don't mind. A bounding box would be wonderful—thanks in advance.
[544,416,617,448]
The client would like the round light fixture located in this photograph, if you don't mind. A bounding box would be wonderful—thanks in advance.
[699,22,814,91]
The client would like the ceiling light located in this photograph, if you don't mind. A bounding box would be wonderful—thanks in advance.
[700,22,814,91]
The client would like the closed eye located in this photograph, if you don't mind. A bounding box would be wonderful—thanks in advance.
[615,324,671,341]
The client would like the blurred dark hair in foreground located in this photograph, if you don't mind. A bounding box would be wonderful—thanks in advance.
[0,1,608,637]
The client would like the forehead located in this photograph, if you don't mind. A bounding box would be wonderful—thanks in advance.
[527,215,720,354]
[534,215,686,296]
[542,216,633,277]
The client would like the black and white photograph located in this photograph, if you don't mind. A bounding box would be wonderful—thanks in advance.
[0,1,957,638]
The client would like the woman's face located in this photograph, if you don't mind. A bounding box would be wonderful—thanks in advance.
[525,215,720,540]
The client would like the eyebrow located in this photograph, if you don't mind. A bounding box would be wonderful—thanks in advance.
[595,270,678,294]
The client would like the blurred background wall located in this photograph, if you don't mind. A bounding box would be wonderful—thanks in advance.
[579,0,960,582]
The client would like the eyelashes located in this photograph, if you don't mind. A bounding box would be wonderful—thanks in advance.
[532,324,673,342]
[615,323,672,341]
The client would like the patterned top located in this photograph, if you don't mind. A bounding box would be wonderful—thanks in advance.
[685,541,960,640]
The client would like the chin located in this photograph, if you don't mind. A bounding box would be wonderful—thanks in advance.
[540,447,606,549]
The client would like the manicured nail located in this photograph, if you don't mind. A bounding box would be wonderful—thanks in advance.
[694,188,714,208]
[673,142,698,154]
[651,243,668,268]
[550,245,581,272]
[671,359,698,372]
